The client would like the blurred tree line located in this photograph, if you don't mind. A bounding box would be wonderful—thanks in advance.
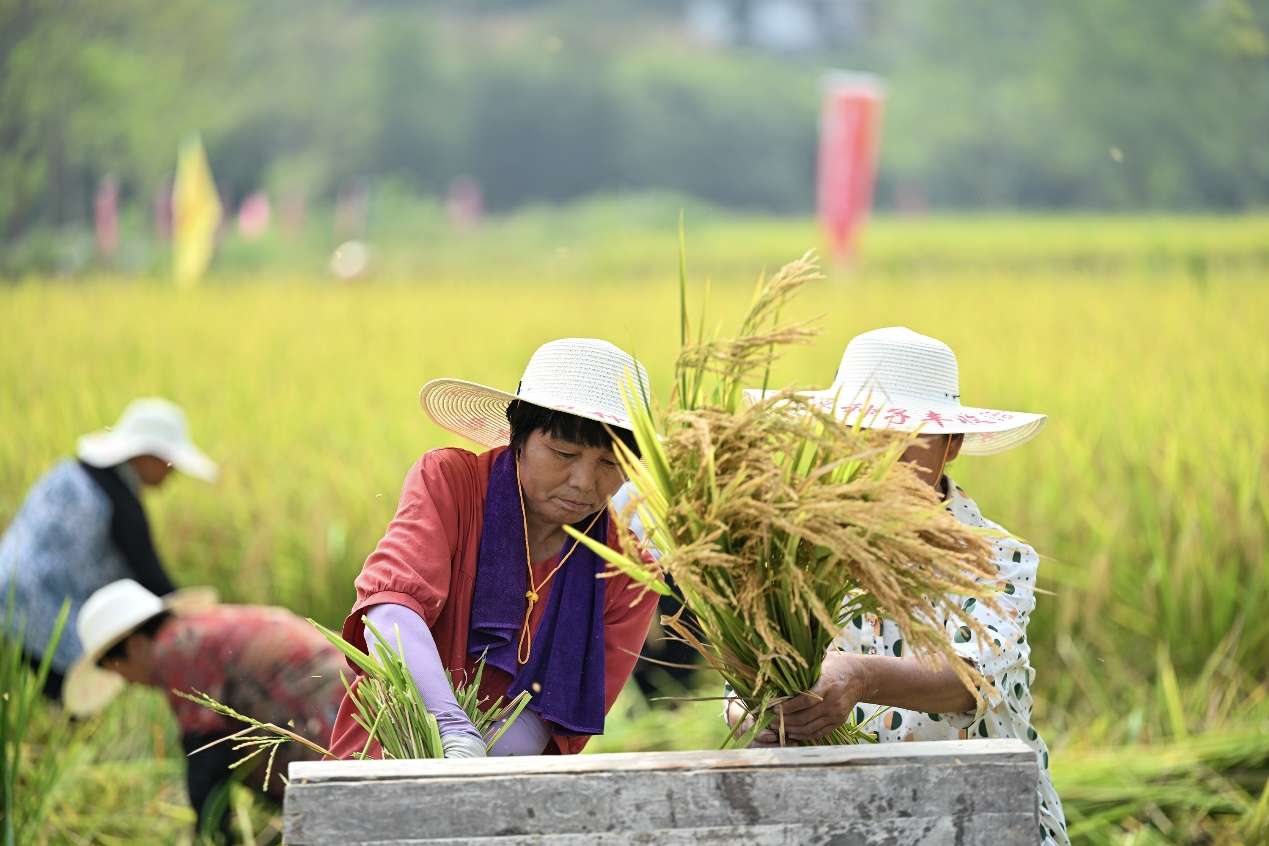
[2,0,1267,242]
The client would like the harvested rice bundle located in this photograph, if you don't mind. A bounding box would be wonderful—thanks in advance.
[571,251,1000,746]
[182,616,529,770]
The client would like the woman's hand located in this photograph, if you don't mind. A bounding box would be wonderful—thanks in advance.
[726,696,785,748]
[752,651,977,746]
[441,733,487,759]
[724,696,753,732]
[756,651,871,745]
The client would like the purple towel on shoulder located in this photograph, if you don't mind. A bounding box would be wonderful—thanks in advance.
[468,449,608,735]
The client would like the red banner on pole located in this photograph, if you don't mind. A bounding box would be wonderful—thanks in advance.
[817,73,885,262]
[95,175,119,259]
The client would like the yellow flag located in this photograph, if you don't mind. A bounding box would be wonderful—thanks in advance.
[172,135,222,287]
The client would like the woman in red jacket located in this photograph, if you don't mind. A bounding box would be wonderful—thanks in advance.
[329,338,658,759]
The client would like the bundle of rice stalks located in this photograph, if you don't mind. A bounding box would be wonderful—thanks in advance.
[570,249,999,746]
[327,616,530,759]
[182,616,530,773]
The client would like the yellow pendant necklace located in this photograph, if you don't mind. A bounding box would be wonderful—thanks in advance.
[515,461,604,665]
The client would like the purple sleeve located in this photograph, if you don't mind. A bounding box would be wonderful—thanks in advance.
[488,708,550,757]
[364,603,482,741]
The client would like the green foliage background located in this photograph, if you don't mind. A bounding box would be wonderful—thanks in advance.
[3,0,1268,245]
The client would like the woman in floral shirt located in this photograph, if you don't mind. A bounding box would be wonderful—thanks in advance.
[64,579,347,840]
[733,327,1069,846]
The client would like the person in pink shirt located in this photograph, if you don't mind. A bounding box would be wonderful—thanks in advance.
[65,580,346,840]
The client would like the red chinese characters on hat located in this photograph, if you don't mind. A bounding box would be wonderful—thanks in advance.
[589,409,623,424]
[840,402,883,418]
[882,407,910,425]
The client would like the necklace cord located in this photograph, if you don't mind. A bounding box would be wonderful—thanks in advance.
[515,461,604,665]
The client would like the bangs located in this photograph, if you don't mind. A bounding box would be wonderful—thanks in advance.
[506,400,641,458]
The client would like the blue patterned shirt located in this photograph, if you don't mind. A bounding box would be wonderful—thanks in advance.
[1,460,132,672]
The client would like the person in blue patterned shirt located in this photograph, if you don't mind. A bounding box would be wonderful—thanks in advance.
[1,398,216,699]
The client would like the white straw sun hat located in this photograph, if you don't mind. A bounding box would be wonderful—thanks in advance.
[419,338,651,448]
[745,327,1046,456]
[77,398,218,482]
[62,579,217,717]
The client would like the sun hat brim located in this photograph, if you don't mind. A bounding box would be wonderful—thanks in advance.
[420,378,638,449]
[743,387,1046,457]
[61,587,218,717]
[77,431,219,482]
[165,443,219,482]
[419,380,520,448]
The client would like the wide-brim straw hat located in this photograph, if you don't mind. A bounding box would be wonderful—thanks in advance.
[419,338,651,448]
[63,579,217,717]
[744,327,1046,456]
[77,398,218,482]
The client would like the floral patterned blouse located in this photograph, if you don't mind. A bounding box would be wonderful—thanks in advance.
[832,478,1069,846]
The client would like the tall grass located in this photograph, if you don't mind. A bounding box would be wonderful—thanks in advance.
[1,213,1265,842]
[1,600,70,845]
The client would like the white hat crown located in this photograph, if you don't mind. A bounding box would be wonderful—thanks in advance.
[834,327,961,406]
[76,579,166,658]
[516,338,650,427]
[77,397,218,481]
[743,325,1047,456]
[112,398,192,446]
[419,337,651,448]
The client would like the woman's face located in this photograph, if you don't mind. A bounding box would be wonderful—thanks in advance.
[899,433,964,488]
[100,634,155,685]
[129,455,173,487]
[518,430,626,526]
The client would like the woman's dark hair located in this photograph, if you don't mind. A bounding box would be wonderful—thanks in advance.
[506,400,641,458]
[98,611,171,666]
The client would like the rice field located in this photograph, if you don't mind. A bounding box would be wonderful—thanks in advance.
[3,211,1267,844]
